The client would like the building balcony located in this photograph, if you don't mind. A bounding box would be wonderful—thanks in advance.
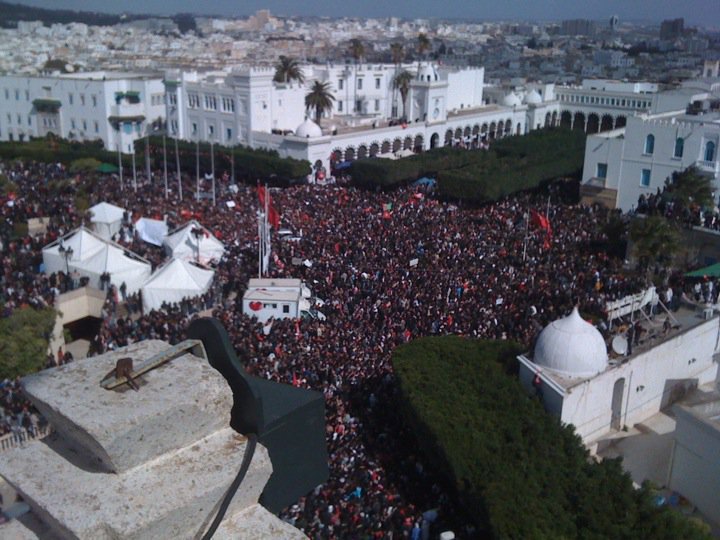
[108,103,145,122]
[695,160,720,176]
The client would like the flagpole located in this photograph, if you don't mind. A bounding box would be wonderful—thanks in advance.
[174,136,182,201]
[117,142,124,191]
[523,210,529,262]
[162,134,168,199]
[210,139,216,206]
[145,133,151,184]
[131,149,137,192]
[196,139,200,202]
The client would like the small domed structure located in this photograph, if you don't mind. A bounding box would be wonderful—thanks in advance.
[416,63,439,82]
[524,89,543,105]
[295,118,323,138]
[502,93,521,107]
[533,307,608,378]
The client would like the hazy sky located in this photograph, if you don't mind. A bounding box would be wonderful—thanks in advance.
[8,0,720,27]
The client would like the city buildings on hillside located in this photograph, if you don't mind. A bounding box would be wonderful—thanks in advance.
[0,71,164,153]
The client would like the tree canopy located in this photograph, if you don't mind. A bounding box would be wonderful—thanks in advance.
[629,215,681,271]
[0,307,56,379]
[392,70,413,119]
[393,336,712,539]
[273,55,305,85]
[305,81,335,127]
[664,166,713,210]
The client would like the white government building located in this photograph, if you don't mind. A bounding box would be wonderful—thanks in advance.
[0,71,165,153]
[1,60,719,190]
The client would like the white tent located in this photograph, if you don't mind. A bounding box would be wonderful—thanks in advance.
[42,227,151,294]
[163,220,225,265]
[135,217,168,247]
[141,258,215,313]
[89,202,126,240]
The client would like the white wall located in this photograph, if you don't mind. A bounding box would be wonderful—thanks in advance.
[563,317,719,442]
[669,403,720,525]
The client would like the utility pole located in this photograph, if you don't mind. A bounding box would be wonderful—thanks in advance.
[174,136,182,201]
[162,134,168,199]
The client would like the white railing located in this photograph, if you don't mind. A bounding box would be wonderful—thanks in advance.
[0,425,52,452]
[695,160,719,175]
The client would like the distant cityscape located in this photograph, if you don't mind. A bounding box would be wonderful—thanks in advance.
[0,7,717,82]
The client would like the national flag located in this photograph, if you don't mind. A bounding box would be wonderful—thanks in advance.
[257,185,281,229]
[530,209,551,234]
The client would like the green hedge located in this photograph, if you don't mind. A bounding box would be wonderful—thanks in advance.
[0,136,310,184]
[393,336,712,539]
[350,128,585,201]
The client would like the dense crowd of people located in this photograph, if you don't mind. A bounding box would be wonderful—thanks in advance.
[0,156,664,537]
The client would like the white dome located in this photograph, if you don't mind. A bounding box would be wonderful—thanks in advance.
[502,93,521,107]
[295,118,323,138]
[533,307,608,378]
[416,63,439,82]
[524,89,543,105]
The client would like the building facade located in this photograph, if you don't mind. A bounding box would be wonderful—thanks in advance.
[0,71,165,153]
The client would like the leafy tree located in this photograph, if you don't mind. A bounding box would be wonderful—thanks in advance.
[664,166,713,211]
[304,81,335,127]
[390,42,404,66]
[392,70,413,120]
[273,55,305,85]
[629,215,681,272]
[0,307,56,379]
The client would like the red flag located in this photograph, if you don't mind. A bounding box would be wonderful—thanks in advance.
[257,185,281,229]
[530,209,550,233]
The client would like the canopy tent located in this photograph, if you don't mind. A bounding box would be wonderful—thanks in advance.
[141,258,214,313]
[89,201,126,240]
[685,263,720,278]
[42,227,151,294]
[135,217,168,247]
[163,220,225,265]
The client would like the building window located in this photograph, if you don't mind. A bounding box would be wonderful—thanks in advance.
[674,137,684,158]
[596,163,607,178]
[706,141,716,162]
[68,93,73,105]
[283,305,290,314]
[27,115,31,126]
[80,94,85,106]
[94,121,99,133]
[208,125,215,137]
[82,120,87,131]
[338,100,343,112]
[92,95,97,107]
[4,88,8,99]
[374,99,379,112]
[71,119,76,129]
[25,90,29,100]
[226,127,232,141]
[644,134,654,155]
[192,122,197,135]
[375,78,381,89]
[640,168,651,187]
[338,79,344,90]
[171,120,178,134]
[15,89,19,100]
[357,78,363,90]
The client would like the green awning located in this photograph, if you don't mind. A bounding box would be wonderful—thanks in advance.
[32,98,61,112]
[96,163,119,173]
[685,263,720,278]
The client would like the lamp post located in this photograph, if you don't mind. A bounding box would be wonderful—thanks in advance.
[191,226,204,263]
[58,244,74,287]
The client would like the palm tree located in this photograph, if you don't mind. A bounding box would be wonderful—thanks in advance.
[390,43,404,117]
[305,81,335,126]
[348,38,365,114]
[393,70,413,120]
[273,56,304,85]
[417,33,431,61]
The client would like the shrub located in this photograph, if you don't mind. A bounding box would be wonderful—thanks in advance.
[0,307,57,379]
